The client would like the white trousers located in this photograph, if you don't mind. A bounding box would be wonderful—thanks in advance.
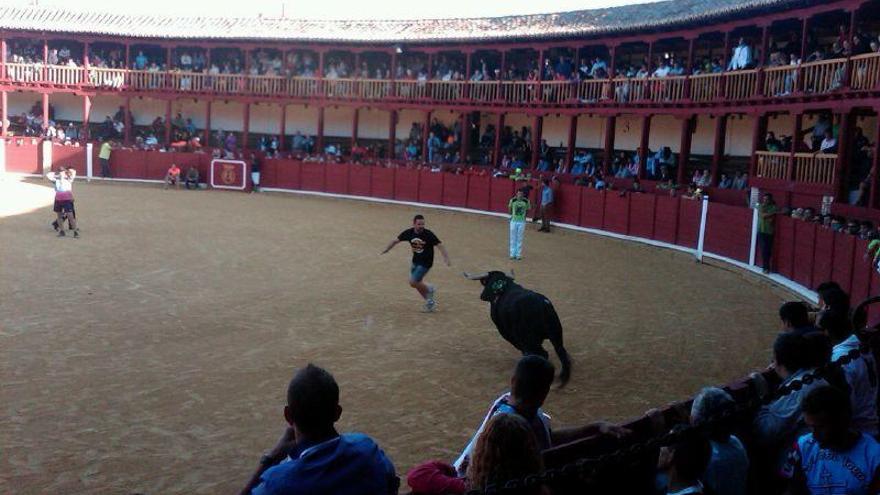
[509,220,525,258]
[251,171,261,186]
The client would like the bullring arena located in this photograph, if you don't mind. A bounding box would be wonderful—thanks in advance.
[5,0,880,492]
[2,174,785,493]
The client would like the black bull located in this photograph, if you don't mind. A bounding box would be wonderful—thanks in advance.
[465,271,572,386]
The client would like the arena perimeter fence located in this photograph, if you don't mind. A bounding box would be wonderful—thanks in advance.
[6,140,880,490]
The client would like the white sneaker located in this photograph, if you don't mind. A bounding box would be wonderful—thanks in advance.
[423,299,436,313]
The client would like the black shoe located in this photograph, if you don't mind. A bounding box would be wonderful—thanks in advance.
[51,220,59,231]
[73,230,79,238]
[57,230,66,237]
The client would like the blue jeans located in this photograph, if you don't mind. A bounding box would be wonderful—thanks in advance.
[410,264,430,282]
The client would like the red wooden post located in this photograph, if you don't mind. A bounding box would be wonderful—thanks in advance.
[123,96,132,145]
[645,41,654,101]
[351,107,359,150]
[755,25,769,97]
[82,94,91,141]
[535,48,545,102]
[41,93,49,131]
[788,113,802,181]
[204,100,212,147]
[388,109,397,159]
[242,102,250,151]
[530,114,542,168]
[497,50,506,101]
[390,50,397,98]
[799,17,810,61]
[685,37,695,99]
[494,112,505,167]
[42,39,47,81]
[720,32,731,99]
[464,51,472,99]
[316,106,325,151]
[422,110,431,162]
[459,112,468,163]
[164,99,172,145]
[749,113,767,177]
[638,114,652,179]
[565,114,578,170]
[603,115,616,174]
[844,9,858,89]
[1,91,7,137]
[607,44,617,99]
[835,111,852,199]
[677,116,693,184]
[278,104,286,152]
[125,43,130,69]
[318,50,325,78]
[870,112,880,208]
[710,114,728,186]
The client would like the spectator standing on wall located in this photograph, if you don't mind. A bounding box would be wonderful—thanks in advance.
[508,188,530,260]
[757,192,778,274]
[98,140,113,178]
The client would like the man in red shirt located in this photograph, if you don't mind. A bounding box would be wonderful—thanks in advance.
[164,163,181,189]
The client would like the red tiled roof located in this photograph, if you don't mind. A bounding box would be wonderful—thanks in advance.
[0,1,800,44]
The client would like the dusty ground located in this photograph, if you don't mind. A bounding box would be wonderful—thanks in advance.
[0,177,792,494]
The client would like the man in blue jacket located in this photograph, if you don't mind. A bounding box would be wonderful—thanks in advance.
[240,364,399,495]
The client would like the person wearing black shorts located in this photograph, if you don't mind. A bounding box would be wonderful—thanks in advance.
[381,214,451,312]
[46,166,79,238]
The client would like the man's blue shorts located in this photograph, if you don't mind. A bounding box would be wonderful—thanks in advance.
[410,264,430,282]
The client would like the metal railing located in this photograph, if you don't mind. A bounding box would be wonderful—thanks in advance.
[2,54,878,108]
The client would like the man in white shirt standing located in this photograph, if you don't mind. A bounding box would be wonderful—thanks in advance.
[727,38,753,71]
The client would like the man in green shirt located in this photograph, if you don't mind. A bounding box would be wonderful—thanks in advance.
[757,192,779,274]
[509,188,531,260]
[98,140,113,178]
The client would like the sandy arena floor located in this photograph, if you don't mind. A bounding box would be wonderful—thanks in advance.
[0,177,793,494]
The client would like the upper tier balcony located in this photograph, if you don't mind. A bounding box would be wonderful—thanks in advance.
[3,52,879,108]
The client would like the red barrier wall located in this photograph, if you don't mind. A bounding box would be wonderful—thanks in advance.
[442,174,468,207]
[579,189,605,229]
[275,160,302,190]
[603,193,630,235]
[490,178,515,213]
[371,167,395,199]
[704,203,751,262]
[832,234,856,296]
[5,141,40,174]
[394,168,419,202]
[628,194,656,239]
[348,165,371,196]
[301,163,325,191]
[653,196,680,245]
[677,200,701,248]
[419,171,443,204]
[325,164,349,195]
[557,185,581,226]
[466,175,491,211]
[792,221,817,289]
[775,216,796,280]
[52,145,87,175]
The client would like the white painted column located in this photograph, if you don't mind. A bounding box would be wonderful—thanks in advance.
[748,206,759,266]
[696,195,709,262]
[86,143,93,180]
[41,140,52,175]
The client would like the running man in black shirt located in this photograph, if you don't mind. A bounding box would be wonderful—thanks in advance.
[381,214,451,312]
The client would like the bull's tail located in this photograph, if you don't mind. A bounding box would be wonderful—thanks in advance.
[546,304,571,387]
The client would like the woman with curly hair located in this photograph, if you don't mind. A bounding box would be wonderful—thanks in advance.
[407,413,548,495]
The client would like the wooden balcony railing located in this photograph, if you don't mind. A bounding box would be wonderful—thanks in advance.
[755,150,837,186]
[647,75,687,102]
[802,58,847,94]
[724,69,758,100]
[470,81,499,102]
[577,79,607,102]
[690,73,722,102]
[850,53,880,90]
[794,152,836,185]
[755,151,792,180]
[2,53,878,108]
[542,81,576,104]
[395,80,430,100]
[762,65,798,97]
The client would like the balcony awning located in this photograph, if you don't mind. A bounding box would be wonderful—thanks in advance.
[0,0,801,44]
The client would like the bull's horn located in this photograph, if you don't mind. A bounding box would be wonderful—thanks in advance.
[463,271,489,280]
